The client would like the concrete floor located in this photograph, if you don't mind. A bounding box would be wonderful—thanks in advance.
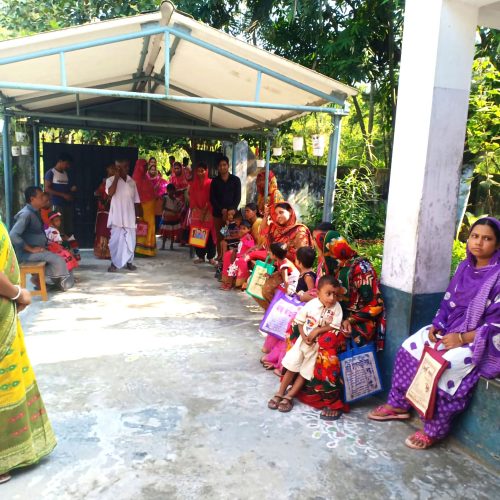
[3,247,499,500]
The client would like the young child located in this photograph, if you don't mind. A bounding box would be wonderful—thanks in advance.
[295,246,317,299]
[267,275,343,413]
[269,242,300,296]
[215,209,242,280]
[160,183,184,250]
[45,211,80,271]
[220,220,255,290]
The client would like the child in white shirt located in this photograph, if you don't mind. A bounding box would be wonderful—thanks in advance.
[267,275,343,413]
[269,242,300,296]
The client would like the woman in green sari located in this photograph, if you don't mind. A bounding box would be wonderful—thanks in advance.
[0,221,56,484]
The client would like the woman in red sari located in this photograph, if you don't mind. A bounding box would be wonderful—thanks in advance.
[189,162,217,264]
[132,159,157,257]
[289,230,385,420]
[93,165,113,259]
[170,161,190,244]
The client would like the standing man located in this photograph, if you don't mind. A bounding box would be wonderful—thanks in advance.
[106,159,141,272]
[10,186,74,291]
[44,152,77,237]
[210,155,241,259]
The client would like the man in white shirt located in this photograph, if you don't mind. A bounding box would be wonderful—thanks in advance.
[105,159,141,272]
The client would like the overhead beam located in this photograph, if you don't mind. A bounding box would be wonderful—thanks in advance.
[9,109,267,136]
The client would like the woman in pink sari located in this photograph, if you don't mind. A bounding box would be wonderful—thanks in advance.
[189,162,217,263]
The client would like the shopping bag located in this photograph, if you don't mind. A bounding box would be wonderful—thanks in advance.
[136,220,148,237]
[405,341,449,419]
[259,290,303,340]
[189,224,210,248]
[245,257,275,301]
[339,341,383,403]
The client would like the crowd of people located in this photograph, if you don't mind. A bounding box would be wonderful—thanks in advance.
[0,150,499,484]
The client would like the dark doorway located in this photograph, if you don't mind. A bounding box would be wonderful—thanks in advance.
[42,143,138,248]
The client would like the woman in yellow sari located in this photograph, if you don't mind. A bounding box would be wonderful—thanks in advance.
[0,221,56,484]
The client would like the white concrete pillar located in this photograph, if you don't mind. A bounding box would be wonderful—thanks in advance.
[380,0,479,371]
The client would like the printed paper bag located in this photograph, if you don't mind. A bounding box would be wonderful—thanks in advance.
[339,342,383,403]
[136,220,148,237]
[189,225,210,248]
[259,290,302,340]
[405,343,449,419]
[245,258,275,301]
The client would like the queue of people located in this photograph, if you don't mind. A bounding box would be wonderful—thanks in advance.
[1,151,499,487]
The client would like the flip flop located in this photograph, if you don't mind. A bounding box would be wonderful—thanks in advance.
[367,405,411,421]
[405,431,436,450]
[320,409,343,421]
[0,473,11,484]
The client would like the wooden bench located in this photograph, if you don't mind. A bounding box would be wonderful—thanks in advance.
[19,262,48,301]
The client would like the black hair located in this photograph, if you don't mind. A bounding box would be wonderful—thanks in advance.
[57,152,73,163]
[314,222,335,232]
[173,161,182,168]
[24,186,42,203]
[296,246,316,268]
[245,202,258,212]
[470,218,500,243]
[169,155,175,161]
[182,157,189,166]
[234,211,243,220]
[196,161,208,170]
[241,220,252,229]
[270,242,287,260]
[166,183,176,192]
[275,202,291,211]
[317,274,340,290]
[149,157,156,162]
[218,155,230,166]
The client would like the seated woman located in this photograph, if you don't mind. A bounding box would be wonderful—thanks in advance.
[248,202,312,310]
[368,217,500,450]
[289,230,385,420]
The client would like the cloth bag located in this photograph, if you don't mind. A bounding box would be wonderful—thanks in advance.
[136,220,148,237]
[259,290,302,340]
[245,257,275,301]
[405,341,449,419]
[189,224,210,248]
[339,340,383,403]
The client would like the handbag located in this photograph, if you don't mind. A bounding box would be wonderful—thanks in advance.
[136,220,148,237]
[245,257,275,301]
[259,290,303,340]
[189,224,210,248]
[405,341,449,419]
[339,340,383,403]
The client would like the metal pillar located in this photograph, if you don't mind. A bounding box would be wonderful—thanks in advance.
[2,115,12,227]
[33,123,40,185]
[322,114,342,222]
[264,136,271,202]
[231,141,237,175]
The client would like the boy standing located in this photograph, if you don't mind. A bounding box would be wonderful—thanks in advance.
[268,275,343,412]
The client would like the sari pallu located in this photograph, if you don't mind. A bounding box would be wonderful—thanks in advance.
[0,222,56,476]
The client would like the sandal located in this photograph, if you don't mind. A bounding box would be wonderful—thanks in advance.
[278,395,294,413]
[320,408,343,421]
[405,431,437,450]
[268,394,284,410]
[367,404,411,421]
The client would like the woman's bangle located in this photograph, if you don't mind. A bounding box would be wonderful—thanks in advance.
[10,285,22,301]
[458,333,464,345]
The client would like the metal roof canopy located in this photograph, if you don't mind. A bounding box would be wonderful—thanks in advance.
[0,0,356,225]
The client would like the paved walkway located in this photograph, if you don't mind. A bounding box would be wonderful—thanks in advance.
[3,248,499,499]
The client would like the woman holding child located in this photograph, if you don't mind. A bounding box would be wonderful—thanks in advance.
[368,217,500,450]
[284,230,385,420]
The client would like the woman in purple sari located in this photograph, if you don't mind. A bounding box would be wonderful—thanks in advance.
[368,217,500,449]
